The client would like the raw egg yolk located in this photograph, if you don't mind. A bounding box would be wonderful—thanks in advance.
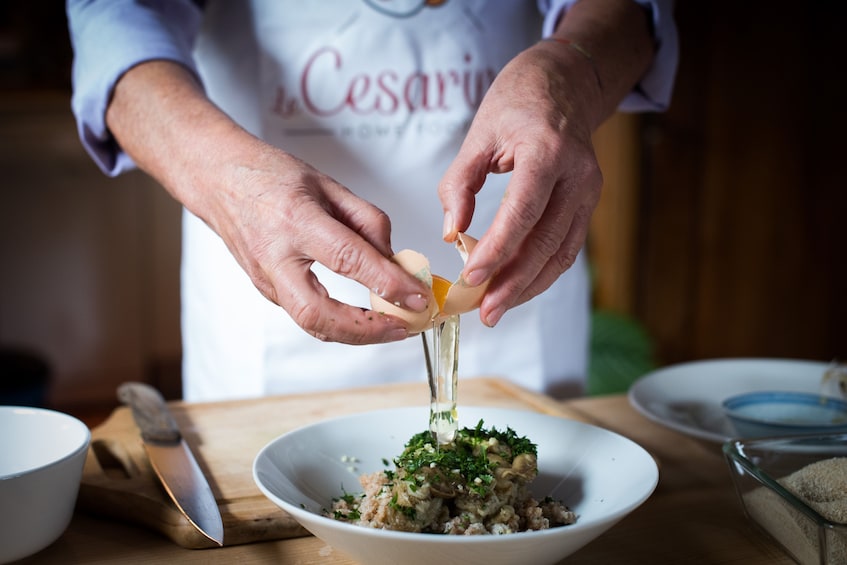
[431,275,451,312]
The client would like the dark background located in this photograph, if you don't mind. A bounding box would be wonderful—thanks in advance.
[1,2,844,416]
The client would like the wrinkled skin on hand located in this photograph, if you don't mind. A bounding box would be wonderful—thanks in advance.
[108,22,624,344]
[439,43,604,328]
[204,140,433,344]
[220,38,605,338]
[106,61,435,346]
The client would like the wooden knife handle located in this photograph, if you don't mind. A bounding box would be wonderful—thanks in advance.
[117,382,181,444]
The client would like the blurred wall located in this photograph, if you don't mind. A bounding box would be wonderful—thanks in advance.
[0,4,181,408]
[0,93,183,408]
[632,2,846,365]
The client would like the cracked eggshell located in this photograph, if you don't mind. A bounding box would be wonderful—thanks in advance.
[369,249,437,334]
[369,234,489,331]
[440,233,489,316]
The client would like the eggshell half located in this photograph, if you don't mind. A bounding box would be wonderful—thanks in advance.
[369,233,489,331]
[441,233,489,316]
[369,249,437,333]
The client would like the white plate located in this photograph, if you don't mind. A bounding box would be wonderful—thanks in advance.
[628,358,830,442]
[254,406,658,565]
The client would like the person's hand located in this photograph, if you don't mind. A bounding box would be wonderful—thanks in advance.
[439,42,604,327]
[106,61,431,345]
[203,139,433,344]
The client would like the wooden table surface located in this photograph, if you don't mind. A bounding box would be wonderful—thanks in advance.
[19,378,792,564]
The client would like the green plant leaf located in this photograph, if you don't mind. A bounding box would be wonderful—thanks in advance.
[588,310,656,395]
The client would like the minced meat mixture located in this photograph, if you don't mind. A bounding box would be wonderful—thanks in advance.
[329,420,577,535]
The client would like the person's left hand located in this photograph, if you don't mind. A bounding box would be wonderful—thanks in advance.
[439,41,604,327]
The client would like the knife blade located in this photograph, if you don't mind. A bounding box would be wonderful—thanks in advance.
[117,382,224,546]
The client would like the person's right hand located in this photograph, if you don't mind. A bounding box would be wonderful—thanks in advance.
[107,61,431,344]
[202,140,435,344]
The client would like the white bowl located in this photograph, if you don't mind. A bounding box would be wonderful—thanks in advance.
[0,406,90,564]
[254,406,658,565]
[722,391,847,438]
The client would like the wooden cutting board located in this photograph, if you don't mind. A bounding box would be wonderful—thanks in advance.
[77,377,587,549]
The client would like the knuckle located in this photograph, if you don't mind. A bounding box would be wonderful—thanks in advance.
[553,230,587,275]
[326,240,365,278]
[501,196,543,233]
[372,208,392,234]
[259,282,279,305]
[531,225,563,260]
[240,260,281,305]
[288,299,325,336]
[367,209,394,249]
[553,244,580,273]
[438,175,468,201]
[309,330,331,342]
[351,204,391,235]
[574,158,603,199]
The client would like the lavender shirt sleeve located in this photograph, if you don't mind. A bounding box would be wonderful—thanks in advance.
[538,0,679,112]
[66,0,203,176]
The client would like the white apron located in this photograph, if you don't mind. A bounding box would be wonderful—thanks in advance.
[182,0,590,401]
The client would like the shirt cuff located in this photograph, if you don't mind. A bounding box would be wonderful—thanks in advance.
[67,0,202,176]
[539,0,679,112]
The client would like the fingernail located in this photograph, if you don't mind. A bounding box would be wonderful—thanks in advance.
[464,268,490,288]
[388,327,409,341]
[485,305,506,327]
[405,293,429,312]
[442,211,454,240]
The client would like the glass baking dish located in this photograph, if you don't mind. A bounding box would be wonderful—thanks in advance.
[723,434,847,564]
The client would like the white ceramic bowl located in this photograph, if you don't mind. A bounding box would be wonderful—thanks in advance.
[0,406,90,564]
[254,406,658,565]
[722,391,847,438]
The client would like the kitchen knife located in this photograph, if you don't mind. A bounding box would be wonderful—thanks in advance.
[117,382,224,546]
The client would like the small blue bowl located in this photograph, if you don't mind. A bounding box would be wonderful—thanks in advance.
[722,391,847,438]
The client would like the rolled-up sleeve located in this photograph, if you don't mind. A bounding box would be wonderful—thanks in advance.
[66,0,203,176]
[538,0,679,112]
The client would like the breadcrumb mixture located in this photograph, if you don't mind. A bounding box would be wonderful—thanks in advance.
[329,422,577,535]
[744,456,847,564]
[780,456,847,524]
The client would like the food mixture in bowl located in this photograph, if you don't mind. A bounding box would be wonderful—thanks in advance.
[329,421,577,535]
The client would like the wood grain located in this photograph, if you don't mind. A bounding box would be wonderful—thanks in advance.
[22,384,793,564]
[77,378,586,548]
[637,2,847,365]
[590,112,643,315]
